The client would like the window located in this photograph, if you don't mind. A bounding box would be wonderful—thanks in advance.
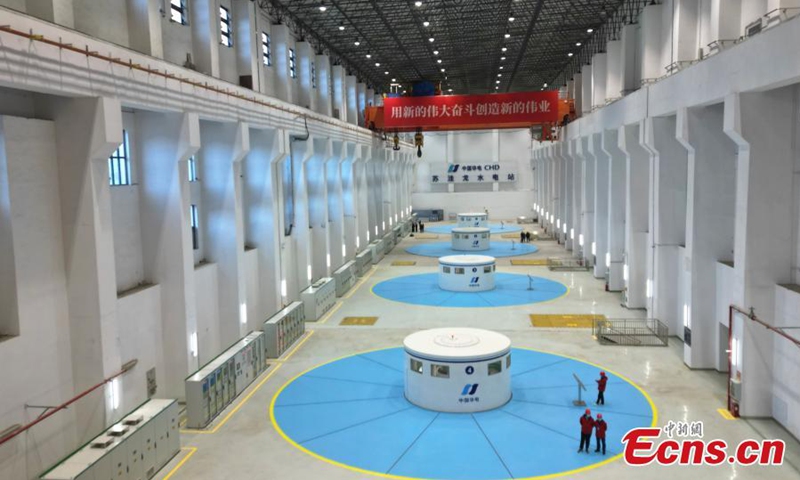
[108,130,132,186]
[190,204,199,250]
[484,266,492,273]
[220,6,232,47]
[170,0,187,25]
[410,359,423,374]
[311,61,316,88]
[488,360,502,376]
[261,32,271,66]
[442,266,451,274]
[455,267,464,275]
[188,156,198,182]
[431,364,449,378]
[289,48,296,78]
[506,355,511,369]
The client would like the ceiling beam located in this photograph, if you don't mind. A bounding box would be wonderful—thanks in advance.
[505,0,546,92]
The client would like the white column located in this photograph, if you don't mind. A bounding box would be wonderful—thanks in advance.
[125,0,163,58]
[641,3,665,83]
[306,138,330,279]
[620,122,649,309]
[356,82,367,127]
[52,97,123,439]
[590,133,609,275]
[605,40,622,101]
[331,65,347,122]
[296,41,316,110]
[26,0,74,27]
[233,0,259,90]
[272,24,297,104]
[572,73,583,116]
[591,53,608,109]
[198,121,250,345]
[316,54,333,116]
[138,111,200,399]
[620,24,639,95]
[190,0,220,78]
[345,75,358,126]
[581,64,593,115]
[327,141,346,267]
[605,128,626,291]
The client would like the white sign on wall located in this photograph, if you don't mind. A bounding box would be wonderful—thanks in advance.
[430,163,518,184]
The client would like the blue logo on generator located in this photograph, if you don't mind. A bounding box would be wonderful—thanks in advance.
[470,277,480,285]
[461,384,479,396]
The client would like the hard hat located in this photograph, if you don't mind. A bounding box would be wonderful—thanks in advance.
[585,408,591,415]
[597,414,603,419]
[600,371,606,376]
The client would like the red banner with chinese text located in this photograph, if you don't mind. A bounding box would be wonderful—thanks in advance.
[383,91,559,130]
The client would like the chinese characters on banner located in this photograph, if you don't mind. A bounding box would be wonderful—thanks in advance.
[430,163,518,184]
[384,91,559,129]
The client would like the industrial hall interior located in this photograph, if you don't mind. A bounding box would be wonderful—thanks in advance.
[2,0,800,479]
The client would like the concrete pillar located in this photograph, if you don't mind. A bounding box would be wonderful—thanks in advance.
[620,24,639,95]
[606,40,622,101]
[331,65,347,122]
[590,133,609,275]
[572,73,583,115]
[316,54,333,116]
[125,0,163,58]
[306,138,330,279]
[591,53,608,109]
[676,103,736,368]
[641,3,665,83]
[619,122,650,309]
[52,97,123,439]
[287,135,313,295]
[26,0,74,27]
[356,146,371,244]
[296,42,316,110]
[673,0,700,64]
[190,0,220,78]
[579,136,594,260]
[137,111,200,399]
[605,128,626,291]
[341,143,358,255]
[581,64,593,115]
[564,141,577,251]
[641,115,688,335]
[356,82,367,127]
[724,89,796,416]
[233,0,259,90]
[243,127,284,322]
[198,121,250,345]
[345,75,358,126]
[366,88,375,108]
[272,24,296,104]
[327,141,346,267]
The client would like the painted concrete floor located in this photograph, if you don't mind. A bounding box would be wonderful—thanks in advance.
[159,224,800,480]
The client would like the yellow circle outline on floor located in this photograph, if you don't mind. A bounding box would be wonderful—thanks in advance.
[269,346,657,480]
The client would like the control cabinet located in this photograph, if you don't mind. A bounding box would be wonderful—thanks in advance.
[355,250,372,277]
[184,331,268,429]
[301,277,336,321]
[393,224,404,240]
[263,301,305,359]
[369,240,385,264]
[41,399,179,480]
[333,261,356,297]
[382,232,395,253]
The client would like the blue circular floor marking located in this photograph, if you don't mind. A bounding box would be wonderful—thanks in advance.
[271,348,656,480]
[406,242,539,258]
[424,223,524,235]
[372,273,567,308]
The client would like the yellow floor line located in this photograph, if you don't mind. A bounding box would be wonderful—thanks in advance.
[317,301,343,325]
[161,447,197,480]
[180,331,315,435]
[717,408,737,420]
[343,268,377,300]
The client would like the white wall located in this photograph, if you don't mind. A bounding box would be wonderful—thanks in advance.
[194,263,221,365]
[773,285,800,440]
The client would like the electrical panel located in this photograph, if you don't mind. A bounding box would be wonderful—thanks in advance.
[369,240,385,264]
[355,250,372,277]
[393,224,404,240]
[333,261,356,297]
[184,331,268,429]
[41,399,179,480]
[263,301,306,359]
[301,277,336,320]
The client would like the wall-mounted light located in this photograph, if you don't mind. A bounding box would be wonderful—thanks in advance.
[307,265,312,281]
[190,332,198,358]
[683,304,690,328]
[646,279,653,298]
[281,279,287,297]
[605,252,610,268]
[327,254,331,268]
[240,303,247,325]
[110,378,121,410]
[623,263,629,282]
[356,236,361,248]
[591,241,596,255]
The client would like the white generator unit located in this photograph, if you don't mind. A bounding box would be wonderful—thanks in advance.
[438,255,496,292]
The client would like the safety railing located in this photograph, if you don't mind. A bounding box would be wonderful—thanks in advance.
[592,318,669,347]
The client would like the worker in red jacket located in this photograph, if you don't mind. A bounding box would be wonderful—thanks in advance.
[596,371,608,405]
[594,413,607,455]
[578,409,594,453]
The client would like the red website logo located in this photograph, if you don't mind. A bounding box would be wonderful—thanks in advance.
[622,421,785,467]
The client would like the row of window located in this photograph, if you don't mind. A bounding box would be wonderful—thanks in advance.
[453,233,488,239]
[441,265,495,274]
[169,2,311,85]
[410,356,511,378]
[108,130,200,186]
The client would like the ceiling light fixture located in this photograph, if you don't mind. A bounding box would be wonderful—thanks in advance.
[437,59,442,63]
[392,78,396,82]
[568,52,573,57]
[501,56,506,60]
[501,47,507,52]
[354,38,360,46]
[375,62,381,67]
[423,20,430,27]
[587,28,594,33]
[429,37,435,42]
[448,88,453,92]
[441,68,445,72]
[505,31,511,39]
[385,71,389,74]
[415,1,422,6]
[496,80,501,84]
[339,25,345,31]
[499,66,504,69]
[498,73,502,77]
[318,1,327,12]
[576,42,582,46]
[509,12,515,22]
[433,50,439,55]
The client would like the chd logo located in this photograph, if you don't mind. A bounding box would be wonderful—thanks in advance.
[461,384,479,396]
[447,164,460,173]
[472,240,480,247]
[469,276,480,286]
